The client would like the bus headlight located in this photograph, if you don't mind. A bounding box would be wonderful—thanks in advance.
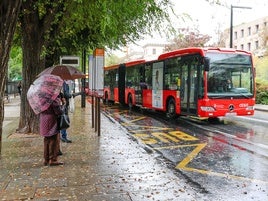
[200,106,216,112]
[247,106,254,110]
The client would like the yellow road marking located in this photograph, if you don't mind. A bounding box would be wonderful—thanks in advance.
[152,132,180,143]
[122,116,147,125]
[169,131,199,141]
[155,144,268,184]
[133,133,158,145]
[176,143,207,168]
[114,110,129,115]
[128,126,172,133]
[155,143,207,167]
[182,166,268,184]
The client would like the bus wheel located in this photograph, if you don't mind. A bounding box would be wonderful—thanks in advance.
[128,94,133,110]
[208,117,220,123]
[104,93,108,105]
[166,99,176,119]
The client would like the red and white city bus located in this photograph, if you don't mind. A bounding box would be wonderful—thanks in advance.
[104,60,146,105]
[104,47,255,119]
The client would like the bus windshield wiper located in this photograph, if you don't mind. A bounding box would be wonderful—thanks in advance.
[235,93,251,99]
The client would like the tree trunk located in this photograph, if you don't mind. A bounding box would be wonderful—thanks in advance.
[17,0,63,134]
[16,1,45,134]
[0,0,22,153]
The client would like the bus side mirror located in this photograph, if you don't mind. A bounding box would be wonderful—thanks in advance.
[204,57,210,71]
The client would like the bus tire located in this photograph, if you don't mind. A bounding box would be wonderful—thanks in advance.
[104,92,108,105]
[208,117,220,123]
[128,94,133,110]
[166,98,176,119]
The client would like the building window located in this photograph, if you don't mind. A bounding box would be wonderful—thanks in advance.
[255,41,259,49]
[255,24,259,33]
[241,44,244,50]
[152,48,156,55]
[234,31,237,39]
[264,22,267,27]
[247,43,251,51]
[241,29,244,37]
[248,27,251,35]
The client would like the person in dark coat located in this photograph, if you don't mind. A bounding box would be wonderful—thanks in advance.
[60,81,72,143]
[17,81,22,96]
[40,96,65,166]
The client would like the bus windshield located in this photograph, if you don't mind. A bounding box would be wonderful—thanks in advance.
[206,52,254,99]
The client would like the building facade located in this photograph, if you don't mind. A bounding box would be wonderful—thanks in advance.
[142,42,169,60]
[224,16,268,56]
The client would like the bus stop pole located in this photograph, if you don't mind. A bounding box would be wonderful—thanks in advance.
[81,49,86,108]
[97,97,101,136]
[95,95,98,132]
[91,95,94,128]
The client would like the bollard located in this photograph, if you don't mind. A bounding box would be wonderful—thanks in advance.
[91,95,94,128]
[95,96,98,132]
[97,97,101,136]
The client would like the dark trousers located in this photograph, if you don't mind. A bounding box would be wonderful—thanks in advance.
[44,133,60,162]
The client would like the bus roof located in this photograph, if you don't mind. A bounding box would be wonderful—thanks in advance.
[104,64,119,70]
[158,47,251,60]
[158,47,206,60]
[104,59,146,71]
[124,59,146,67]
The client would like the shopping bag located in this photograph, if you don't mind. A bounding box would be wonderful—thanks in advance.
[57,113,70,130]
[69,96,75,113]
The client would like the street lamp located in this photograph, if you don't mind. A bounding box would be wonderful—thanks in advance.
[230,5,252,48]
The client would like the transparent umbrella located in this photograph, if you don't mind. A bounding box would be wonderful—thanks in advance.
[27,74,63,114]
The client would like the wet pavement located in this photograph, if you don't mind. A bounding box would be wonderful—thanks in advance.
[103,104,268,201]
[0,96,201,201]
[1,96,268,201]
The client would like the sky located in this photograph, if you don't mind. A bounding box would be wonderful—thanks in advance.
[138,0,268,45]
[172,0,268,36]
[114,0,268,55]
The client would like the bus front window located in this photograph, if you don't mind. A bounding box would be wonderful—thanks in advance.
[206,52,254,98]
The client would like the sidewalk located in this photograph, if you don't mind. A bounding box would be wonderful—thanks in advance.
[0,97,199,201]
[254,104,268,112]
[1,97,267,200]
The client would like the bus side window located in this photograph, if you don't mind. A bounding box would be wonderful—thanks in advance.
[145,64,152,89]
[164,73,170,89]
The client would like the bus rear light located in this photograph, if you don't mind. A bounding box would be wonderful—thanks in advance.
[200,106,216,112]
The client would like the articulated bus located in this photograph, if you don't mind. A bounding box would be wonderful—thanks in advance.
[103,47,255,119]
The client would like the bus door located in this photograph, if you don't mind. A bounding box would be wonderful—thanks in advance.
[142,64,152,108]
[180,58,198,115]
[109,74,115,101]
[118,64,126,105]
[109,69,117,101]
[152,62,164,109]
[136,65,145,105]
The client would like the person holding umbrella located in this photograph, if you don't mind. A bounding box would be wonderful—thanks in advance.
[37,65,86,143]
[27,74,65,166]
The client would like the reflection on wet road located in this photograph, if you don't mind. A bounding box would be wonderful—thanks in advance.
[103,105,268,200]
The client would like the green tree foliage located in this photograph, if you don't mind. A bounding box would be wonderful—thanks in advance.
[254,56,268,104]
[105,53,122,67]
[44,0,174,65]
[8,46,22,81]
[16,0,174,133]
[255,56,268,80]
